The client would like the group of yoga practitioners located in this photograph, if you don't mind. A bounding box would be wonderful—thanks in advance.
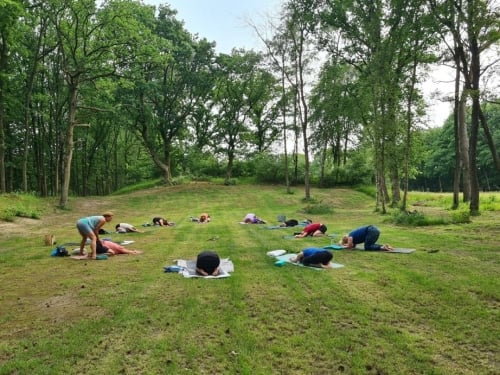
[76,211,392,273]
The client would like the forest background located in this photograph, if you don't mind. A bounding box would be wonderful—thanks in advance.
[0,0,499,214]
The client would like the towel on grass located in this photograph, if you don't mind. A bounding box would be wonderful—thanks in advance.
[174,258,234,278]
[267,249,287,257]
[275,253,344,270]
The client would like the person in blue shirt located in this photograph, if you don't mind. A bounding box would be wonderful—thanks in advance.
[340,225,393,251]
[76,212,114,259]
[290,247,333,268]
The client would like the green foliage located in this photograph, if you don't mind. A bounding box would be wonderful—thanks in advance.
[253,153,305,184]
[111,179,164,195]
[299,198,334,215]
[481,194,500,211]
[353,185,377,198]
[0,193,42,221]
[450,207,471,224]
[389,210,447,226]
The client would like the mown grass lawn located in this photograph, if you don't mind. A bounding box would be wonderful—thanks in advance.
[0,183,498,374]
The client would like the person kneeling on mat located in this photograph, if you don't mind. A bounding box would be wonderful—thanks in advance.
[196,250,220,276]
[291,248,333,268]
[339,225,393,251]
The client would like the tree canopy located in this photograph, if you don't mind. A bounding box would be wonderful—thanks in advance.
[0,0,498,213]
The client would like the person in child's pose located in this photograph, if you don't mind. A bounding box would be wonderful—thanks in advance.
[199,213,211,223]
[97,239,143,255]
[115,223,143,233]
[243,213,266,224]
[339,225,393,251]
[153,217,174,226]
[291,248,333,268]
[196,250,221,276]
[294,223,327,237]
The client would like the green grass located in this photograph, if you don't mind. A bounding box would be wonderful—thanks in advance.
[0,192,44,221]
[0,183,498,374]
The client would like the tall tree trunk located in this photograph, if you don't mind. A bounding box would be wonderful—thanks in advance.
[0,32,8,193]
[479,107,500,172]
[59,81,78,208]
[452,46,461,209]
[458,90,471,202]
[390,167,400,207]
[281,54,291,193]
[468,40,481,215]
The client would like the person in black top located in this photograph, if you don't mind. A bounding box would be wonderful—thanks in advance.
[196,251,221,276]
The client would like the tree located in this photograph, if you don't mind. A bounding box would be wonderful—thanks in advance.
[282,0,322,200]
[46,0,153,207]
[318,0,439,213]
[429,0,500,214]
[121,5,216,184]
[0,0,24,193]
[212,50,263,183]
[309,61,361,186]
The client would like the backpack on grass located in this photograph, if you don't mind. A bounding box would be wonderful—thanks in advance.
[51,246,69,257]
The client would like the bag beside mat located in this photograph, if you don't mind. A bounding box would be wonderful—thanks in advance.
[44,234,56,246]
[51,246,68,257]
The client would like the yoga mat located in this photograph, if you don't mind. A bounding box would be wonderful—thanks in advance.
[275,253,344,270]
[323,244,345,250]
[322,244,415,253]
[174,258,234,278]
[70,254,108,260]
[354,246,416,253]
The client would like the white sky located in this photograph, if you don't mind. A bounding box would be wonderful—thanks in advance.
[144,0,453,128]
[148,0,282,53]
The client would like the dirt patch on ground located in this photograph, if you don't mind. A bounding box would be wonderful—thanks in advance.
[1,198,106,232]
[0,218,43,235]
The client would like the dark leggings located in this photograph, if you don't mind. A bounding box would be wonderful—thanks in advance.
[364,226,382,250]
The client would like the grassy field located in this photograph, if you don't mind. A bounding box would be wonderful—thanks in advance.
[0,183,498,375]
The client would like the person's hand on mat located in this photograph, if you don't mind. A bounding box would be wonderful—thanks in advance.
[381,244,393,251]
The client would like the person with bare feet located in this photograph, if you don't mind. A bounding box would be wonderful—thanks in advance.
[97,239,143,255]
[291,248,333,268]
[339,225,393,251]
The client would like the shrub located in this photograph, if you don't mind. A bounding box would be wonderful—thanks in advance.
[390,210,446,226]
[300,199,334,215]
[450,208,471,224]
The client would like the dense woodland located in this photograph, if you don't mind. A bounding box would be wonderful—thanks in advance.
[0,0,498,213]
